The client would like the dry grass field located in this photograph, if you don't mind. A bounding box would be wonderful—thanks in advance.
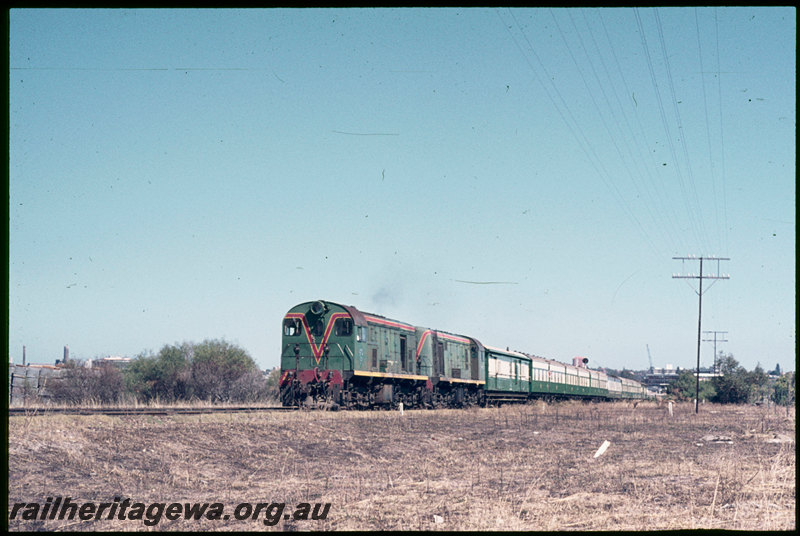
[7,400,795,531]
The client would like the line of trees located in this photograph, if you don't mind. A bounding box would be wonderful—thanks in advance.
[46,339,281,405]
[668,353,795,406]
[38,343,796,407]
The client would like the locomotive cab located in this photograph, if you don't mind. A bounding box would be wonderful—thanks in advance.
[279,300,362,407]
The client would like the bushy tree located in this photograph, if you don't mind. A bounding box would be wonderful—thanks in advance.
[228,370,271,403]
[264,368,281,400]
[47,360,125,404]
[125,339,262,402]
[772,371,795,406]
[748,363,771,404]
[711,354,753,404]
[125,343,194,402]
[668,369,716,401]
[189,339,259,402]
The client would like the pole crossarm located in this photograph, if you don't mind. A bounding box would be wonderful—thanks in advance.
[702,330,729,343]
[672,275,730,279]
[672,256,731,279]
[702,331,729,374]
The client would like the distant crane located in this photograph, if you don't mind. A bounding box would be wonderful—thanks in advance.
[646,344,654,373]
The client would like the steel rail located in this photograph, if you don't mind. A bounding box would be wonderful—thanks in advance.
[8,406,299,417]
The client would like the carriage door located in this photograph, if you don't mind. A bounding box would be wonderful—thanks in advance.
[368,326,379,371]
[470,346,479,380]
[434,339,444,377]
[400,335,407,372]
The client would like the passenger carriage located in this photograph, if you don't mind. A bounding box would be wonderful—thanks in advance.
[483,346,531,403]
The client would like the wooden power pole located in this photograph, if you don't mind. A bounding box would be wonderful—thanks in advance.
[672,256,730,413]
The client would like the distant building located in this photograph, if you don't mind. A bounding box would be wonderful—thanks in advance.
[645,365,680,392]
[86,356,132,368]
[644,364,720,393]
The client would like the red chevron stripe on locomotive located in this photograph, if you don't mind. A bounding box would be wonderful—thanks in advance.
[284,312,350,365]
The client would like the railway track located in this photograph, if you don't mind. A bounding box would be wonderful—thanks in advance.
[8,406,298,417]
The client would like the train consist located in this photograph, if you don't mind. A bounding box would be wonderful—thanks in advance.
[279,300,650,409]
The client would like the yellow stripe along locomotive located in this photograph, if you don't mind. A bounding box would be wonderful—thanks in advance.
[279,300,649,409]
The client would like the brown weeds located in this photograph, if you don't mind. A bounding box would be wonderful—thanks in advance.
[7,401,795,531]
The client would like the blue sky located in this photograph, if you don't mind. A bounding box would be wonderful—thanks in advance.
[8,8,795,374]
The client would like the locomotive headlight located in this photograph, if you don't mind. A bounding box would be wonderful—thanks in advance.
[310,300,326,315]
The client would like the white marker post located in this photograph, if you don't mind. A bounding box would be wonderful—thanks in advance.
[593,440,611,458]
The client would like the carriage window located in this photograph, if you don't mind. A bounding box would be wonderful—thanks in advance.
[283,319,302,336]
[334,318,353,336]
[356,326,367,342]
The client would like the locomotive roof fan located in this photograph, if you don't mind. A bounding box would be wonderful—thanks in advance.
[310,300,327,316]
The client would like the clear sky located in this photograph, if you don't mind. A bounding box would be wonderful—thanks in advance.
[8,8,795,374]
